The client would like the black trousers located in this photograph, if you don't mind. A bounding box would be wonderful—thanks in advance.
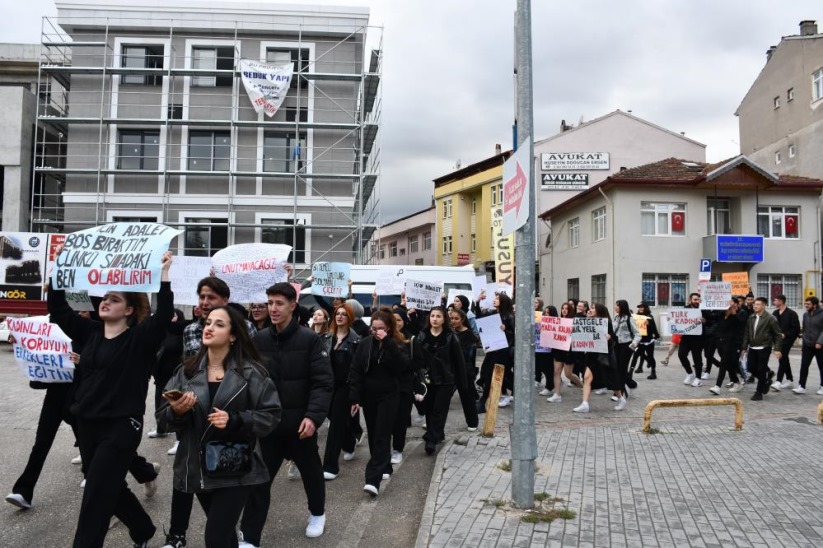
[535,353,553,386]
[454,378,479,429]
[195,485,252,548]
[152,374,172,433]
[614,343,632,393]
[714,340,740,387]
[747,347,773,395]
[703,335,720,373]
[798,344,823,388]
[776,336,797,382]
[169,488,195,537]
[630,343,656,372]
[73,417,155,548]
[392,390,414,453]
[13,383,78,502]
[362,390,398,488]
[678,336,704,376]
[240,433,325,545]
[323,384,357,474]
[424,384,454,446]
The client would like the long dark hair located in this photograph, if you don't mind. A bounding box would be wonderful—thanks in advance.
[496,293,514,317]
[184,306,265,378]
[560,302,572,318]
[426,305,454,334]
[545,305,558,317]
[371,307,407,344]
[615,299,631,318]
[592,303,611,320]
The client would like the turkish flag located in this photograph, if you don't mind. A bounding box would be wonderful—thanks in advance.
[671,212,685,232]
[785,215,798,235]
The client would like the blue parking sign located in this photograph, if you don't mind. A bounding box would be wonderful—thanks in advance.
[700,258,712,273]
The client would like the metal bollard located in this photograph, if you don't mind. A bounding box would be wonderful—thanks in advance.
[642,398,744,433]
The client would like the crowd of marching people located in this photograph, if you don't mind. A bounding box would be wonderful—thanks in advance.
[5,240,822,547]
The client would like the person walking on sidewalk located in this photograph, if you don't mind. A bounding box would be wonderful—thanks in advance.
[792,296,823,395]
[573,304,616,414]
[771,294,800,391]
[680,293,709,387]
[474,292,515,410]
[447,308,480,433]
[630,302,660,379]
[158,306,281,548]
[742,297,783,401]
[389,308,425,464]
[709,297,747,395]
[546,302,583,403]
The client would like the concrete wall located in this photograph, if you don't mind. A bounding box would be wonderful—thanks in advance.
[0,86,35,231]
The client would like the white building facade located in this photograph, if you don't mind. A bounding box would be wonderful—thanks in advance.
[367,206,435,266]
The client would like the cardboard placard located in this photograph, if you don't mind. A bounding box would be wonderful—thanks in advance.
[539,316,574,351]
[168,256,214,306]
[8,317,74,383]
[311,262,351,297]
[570,317,608,353]
[211,243,291,304]
[404,279,443,311]
[669,308,703,335]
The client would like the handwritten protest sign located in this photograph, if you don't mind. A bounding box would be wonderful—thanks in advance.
[168,256,213,306]
[479,282,513,309]
[211,243,291,304]
[446,288,473,309]
[65,290,95,312]
[669,308,703,335]
[631,314,649,337]
[476,313,509,352]
[311,262,351,297]
[722,272,749,296]
[50,223,181,293]
[540,316,574,351]
[533,312,550,353]
[700,282,733,310]
[7,317,74,383]
[404,279,443,311]
[571,317,608,353]
[375,267,407,296]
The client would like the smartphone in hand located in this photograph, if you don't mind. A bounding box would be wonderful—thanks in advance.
[163,389,184,400]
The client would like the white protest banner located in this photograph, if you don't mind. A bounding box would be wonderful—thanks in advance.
[540,316,573,351]
[476,313,509,352]
[50,223,181,293]
[311,262,351,297]
[472,275,487,298]
[168,256,214,306]
[7,317,74,383]
[669,308,703,335]
[479,282,513,309]
[375,267,407,296]
[404,279,443,311]
[212,243,291,304]
[239,60,293,117]
[700,282,733,310]
[446,288,473,309]
[65,290,94,312]
[571,317,609,353]
[502,137,531,235]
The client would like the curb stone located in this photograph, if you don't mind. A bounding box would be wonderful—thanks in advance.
[414,439,453,548]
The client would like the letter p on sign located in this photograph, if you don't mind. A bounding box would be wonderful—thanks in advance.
[700,259,712,273]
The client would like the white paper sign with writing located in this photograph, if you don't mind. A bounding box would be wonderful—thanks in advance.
[50,223,181,293]
[472,275,488,298]
[669,308,704,335]
[211,243,291,304]
[700,282,733,310]
[375,267,407,296]
[311,262,351,297]
[65,290,95,312]
[571,317,609,353]
[239,60,293,117]
[168,256,214,306]
[539,316,574,351]
[476,313,509,352]
[404,279,443,311]
[446,289,473,309]
[8,317,74,383]
[479,283,513,309]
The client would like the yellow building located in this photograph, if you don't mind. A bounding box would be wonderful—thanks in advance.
[433,148,511,270]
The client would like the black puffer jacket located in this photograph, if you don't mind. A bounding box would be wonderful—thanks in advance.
[417,329,467,389]
[253,317,333,437]
[349,335,409,403]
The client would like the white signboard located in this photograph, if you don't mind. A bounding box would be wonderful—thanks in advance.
[479,282,513,310]
[8,317,74,383]
[446,288,473,310]
[539,316,574,351]
[669,308,704,335]
[168,256,214,306]
[502,137,531,236]
[472,275,488,298]
[239,60,293,117]
[476,313,509,352]
[541,152,610,171]
[541,173,589,190]
[700,282,733,310]
[375,267,407,296]
[571,317,609,353]
[404,279,443,311]
[65,290,95,312]
[211,243,291,304]
[311,262,351,297]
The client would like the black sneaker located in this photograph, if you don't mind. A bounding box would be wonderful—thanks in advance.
[425,442,436,455]
[647,373,657,380]
[161,533,187,548]
[765,370,775,393]
[751,392,763,401]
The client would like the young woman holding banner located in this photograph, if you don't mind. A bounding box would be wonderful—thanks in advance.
[48,249,174,548]
[546,302,583,404]
[572,304,616,414]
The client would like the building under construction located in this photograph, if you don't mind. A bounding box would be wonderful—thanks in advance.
[33,0,381,271]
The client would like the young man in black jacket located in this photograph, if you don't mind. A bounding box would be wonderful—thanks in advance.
[239,282,333,544]
[770,294,800,391]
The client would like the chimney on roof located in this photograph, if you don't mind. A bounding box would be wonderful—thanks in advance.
[766,45,778,61]
[495,143,502,155]
[800,20,818,36]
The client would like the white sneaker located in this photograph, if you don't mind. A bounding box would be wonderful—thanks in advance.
[691,379,703,387]
[390,451,403,464]
[770,381,782,392]
[343,451,356,461]
[546,393,562,403]
[610,395,619,402]
[498,395,513,407]
[683,373,695,385]
[562,379,573,387]
[614,397,627,411]
[5,493,31,510]
[287,462,301,480]
[701,372,710,380]
[729,383,743,393]
[167,441,179,455]
[80,479,86,488]
[71,455,82,465]
[305,514,326,538]
[237,531,258,548]
[572,402,590,413]
[538,388,551,396]
[780,381,794,389]
[147,430,169,438]
[709,386,721,395]
[534,381,542,388]
[793,386,807,394]
[594,388,608,395]
[323,471,337,481]
[817,387,823,396]
[382,473,390,481]
[412,415,425,427]
[467,426,478,432]
[363,484,378,496]
[725,381,735,387]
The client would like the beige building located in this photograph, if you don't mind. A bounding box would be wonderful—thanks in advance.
[539,156,823,320]
[367,205,435,266]
[737,20,823,178]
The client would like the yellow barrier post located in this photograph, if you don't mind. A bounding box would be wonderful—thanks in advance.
[482,364,505,437]
[642,398,744,433]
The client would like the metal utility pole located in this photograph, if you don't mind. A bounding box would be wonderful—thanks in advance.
[511,0,537,508]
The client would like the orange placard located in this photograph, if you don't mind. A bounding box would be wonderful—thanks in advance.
[722,272,749,296]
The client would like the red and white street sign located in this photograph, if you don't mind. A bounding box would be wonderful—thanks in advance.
[502,137,531,235]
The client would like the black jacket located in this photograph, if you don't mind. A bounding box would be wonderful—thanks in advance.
[417,329,467,388]
[773,307,800,340]
[157,357,281,493]
[349,335,409,403]
[322,330,360,387]
[715,310,747,349]
[253,317,333,437]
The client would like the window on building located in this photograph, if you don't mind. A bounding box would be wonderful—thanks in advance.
[757,206,799,239]
[471,234,476,253]
[266,48,310,90]
[122,45,163,86]
[775,151,782,165]
[409,235,418,254]
[757,274,802,307]
[112,215,160,223]
[442,235,452,255]
[262,218,306,263]
[706,198,731,235]
[117,131,159,170]
[787,88,795,102]
[38,81,51,104]
[567,278,579,302]
[380,245,385,259]
[789,144,797,158]
[389,241,397,257]
[773,96,780,109]
[490,184,502,206]
[471,197,477,215]
[184,218,228,257]
[641,202,686,236]
[813,68,823,102]
[192,46,234,87]
[263,132,306,173]
[188,131,230,171]
[569,217,580,248]
[423,231,432,250]
[592,207,606,242]
[400,247,406,256]
[591,274,607,305]
[641,274,688,307]
[442,199,452,219]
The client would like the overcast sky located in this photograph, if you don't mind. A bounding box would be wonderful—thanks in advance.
[2,1,820,223]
